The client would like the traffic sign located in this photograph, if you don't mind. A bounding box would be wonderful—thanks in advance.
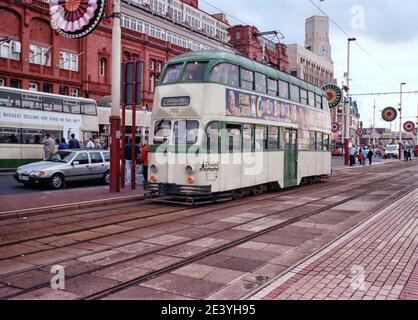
[49,0,106,39]
[356,128,365,137]
[382,107,397,122]
[331,122,340,133]
[403,121,416,133]
[322,84,342,109]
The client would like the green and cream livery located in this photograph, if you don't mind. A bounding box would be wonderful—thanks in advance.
[147,50,331,200]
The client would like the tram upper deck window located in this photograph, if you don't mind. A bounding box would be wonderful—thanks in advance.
[308,92,315,108]
[255,73,267,93]
[301,89,308,105]
[82,102,97,115]
[268,79,278,96]
[290,85,300,103]
[0,91,21,108]
[43,97,62,112]
[209,63,239,87]
[279,80,289,99]
[182,62,208,81]
[241,69,254,91]
[173,120,199,145]
[162,63,183,84]
[315,94,322,109]
[22,94,42,110]
[154,120,171,145]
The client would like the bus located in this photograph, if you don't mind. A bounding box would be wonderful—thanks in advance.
[146,50,332,203]
[0,87,99,169]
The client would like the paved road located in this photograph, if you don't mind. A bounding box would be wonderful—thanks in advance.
[0,173,144,196]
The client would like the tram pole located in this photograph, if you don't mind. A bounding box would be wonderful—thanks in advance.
[345,38,356,166]
[110,0,122,193]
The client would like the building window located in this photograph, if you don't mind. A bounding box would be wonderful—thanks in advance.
[60,51,79,71]
[236,31,241,40]
[71,88,79,97]
[0,78,5,87]
[99,58,106,76]
[149,58,162,91]
[59,86,68,95]
[149,74,155,93]
[10,79,21,89]
[0,40,21,60]
[29,82,39,91]
[43,83,52,93]
[29,44,51,66]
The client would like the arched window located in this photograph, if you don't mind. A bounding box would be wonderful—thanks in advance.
[100,58,107,76]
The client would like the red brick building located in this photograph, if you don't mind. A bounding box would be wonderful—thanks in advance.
[229,25,289,73]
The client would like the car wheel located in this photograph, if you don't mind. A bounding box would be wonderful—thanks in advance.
[103,171,110,185]
[49,174,65,189]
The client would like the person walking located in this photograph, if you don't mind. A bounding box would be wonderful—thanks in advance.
[367,148,374,166]
[362,147,369,166]
[85,138,95,149]
[68,133,80,149]
[349,145,356,167]
[58,138,69,150]
[140,139,149,184]
[42,133,55,160]
[93,136,102,149]
[125,138,140,186]
[357,148,363,166]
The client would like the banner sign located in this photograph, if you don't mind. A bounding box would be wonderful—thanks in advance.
[321,84,342,109]
[382,107,397,122]
[49,0,106,39]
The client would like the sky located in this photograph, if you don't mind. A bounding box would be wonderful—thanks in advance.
[200,0,418,131]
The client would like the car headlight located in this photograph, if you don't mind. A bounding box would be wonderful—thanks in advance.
[30,171,46,177]
[150,164,158,174]
[185,165,194,175]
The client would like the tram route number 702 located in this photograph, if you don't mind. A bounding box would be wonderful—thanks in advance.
[169,108,179,114]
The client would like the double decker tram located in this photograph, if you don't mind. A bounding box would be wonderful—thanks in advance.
[146,50,331,204]
[0,87,98,169]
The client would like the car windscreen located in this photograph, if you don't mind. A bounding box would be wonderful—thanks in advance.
[50,151,76,163]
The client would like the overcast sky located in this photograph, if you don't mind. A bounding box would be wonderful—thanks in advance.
[200,0,418,130]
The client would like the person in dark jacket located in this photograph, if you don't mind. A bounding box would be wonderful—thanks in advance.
[58,138,69,150]
[367,148,374,165]
[68,133,80,149]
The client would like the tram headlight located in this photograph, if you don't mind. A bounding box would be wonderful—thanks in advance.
[185,165,194,175]
[150,164,158,174]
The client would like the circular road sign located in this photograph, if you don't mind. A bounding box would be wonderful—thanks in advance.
[356,128,365,137]
[382,107,398,122]
[49,0,106,39]
[403,121,416,133]
[322,84,343,109]
[331,122,340,133]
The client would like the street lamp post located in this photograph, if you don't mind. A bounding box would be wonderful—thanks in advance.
[344,37,356,166]
[110,0,122,193]
[399,82,406,160]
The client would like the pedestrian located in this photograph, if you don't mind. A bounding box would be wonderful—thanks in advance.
[42,133,55,160]
[125,138,140,186]
[58,138,69,150]
[362,147,368,166]
[85,137,95,149]
[357,149,363,166]
[93,136,102,149]
[140,139,149,184]
[68,133,81,149]
[367,148,374,166]
[349,145,356,167]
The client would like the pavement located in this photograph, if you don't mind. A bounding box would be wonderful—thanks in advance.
[248,185,418,300]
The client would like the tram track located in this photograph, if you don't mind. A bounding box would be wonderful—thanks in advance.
[0,163,415,299]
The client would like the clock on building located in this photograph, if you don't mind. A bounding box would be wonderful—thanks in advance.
[319,45,328,56]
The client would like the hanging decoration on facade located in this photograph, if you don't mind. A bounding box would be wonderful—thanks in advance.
[331,122,340,133]
[356,128,365,137]
[321,84,342,109]
[403,121,416,133]
[49,0,106,39]
[413,128,418,136]
[382,107,397,122]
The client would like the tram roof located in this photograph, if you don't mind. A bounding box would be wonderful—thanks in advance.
[167,50,327,97]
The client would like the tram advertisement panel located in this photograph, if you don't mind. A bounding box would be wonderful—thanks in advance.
[225,89,330,131]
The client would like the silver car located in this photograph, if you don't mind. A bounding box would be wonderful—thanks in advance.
[14,150,110,189]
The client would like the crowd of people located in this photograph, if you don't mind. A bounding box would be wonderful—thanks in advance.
[349,145,375,166]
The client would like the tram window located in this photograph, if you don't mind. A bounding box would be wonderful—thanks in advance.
[0,127,21,144]
[324,134,330,151]
[209,63,239,87]
[173,120,199,145]
[309,131,317,151]
[182,62,208,81]
[279,81,289,99]
[226,124,241,153]
[255,73,267,93]
[317,132,324,150]
[21,129,44,144]
[267,127,279,150]
[308,92,315,108]
[290,85,300,103]
[43,97,62,113]
[154,120,171,144]
[284,130,290,151]
[206,122,219,153]
[162,63,183,84]
[315,94,322,109]
[242,124,253,151]
[268,78,278,96]
[241,69,254,91]
[0,91,21,108]
[82,103,97,115]
[255,126,267,151]
[301,90,308,105]
[22,94,42,110]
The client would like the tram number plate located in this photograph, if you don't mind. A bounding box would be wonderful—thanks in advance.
[19,175,29,181]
